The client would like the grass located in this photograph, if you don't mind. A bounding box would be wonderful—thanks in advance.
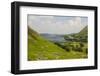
[28,27,88,61]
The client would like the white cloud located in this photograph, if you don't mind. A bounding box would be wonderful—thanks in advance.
[66,17,85,33]
[28,15,87,34]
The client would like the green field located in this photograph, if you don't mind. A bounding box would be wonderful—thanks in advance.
[28,26,88,61]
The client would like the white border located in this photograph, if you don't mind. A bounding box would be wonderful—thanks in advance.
[20,6,95,70]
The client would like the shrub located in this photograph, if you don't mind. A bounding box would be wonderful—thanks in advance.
[85,48,88,54]
[54,42,67,50]
[64,47,71,52]
[74,47,83,52]
[69,44,74,47]
[80,43,84,47]
[76,45,79,48]
[54,42,61,46]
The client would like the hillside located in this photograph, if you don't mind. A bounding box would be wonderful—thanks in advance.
[28,26,86,61]
[78,26,88,37]
[75,26,88,42]
[65,26,88,42]
[79,26,87,34]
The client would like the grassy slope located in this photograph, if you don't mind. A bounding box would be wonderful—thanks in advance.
[79,26,87,35]
[28,27,86,61]
[63,26,88,58]
[74,26,88,39]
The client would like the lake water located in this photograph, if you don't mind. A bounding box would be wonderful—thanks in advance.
[40,34,66,42]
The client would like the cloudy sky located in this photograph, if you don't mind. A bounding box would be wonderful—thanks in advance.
[28,15,88,34]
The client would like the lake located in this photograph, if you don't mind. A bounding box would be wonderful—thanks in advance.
[40,33,66,42]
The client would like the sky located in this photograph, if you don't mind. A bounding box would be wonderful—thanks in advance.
[28,15,88,34]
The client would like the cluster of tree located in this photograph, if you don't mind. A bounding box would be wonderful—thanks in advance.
[54,42,88,54]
